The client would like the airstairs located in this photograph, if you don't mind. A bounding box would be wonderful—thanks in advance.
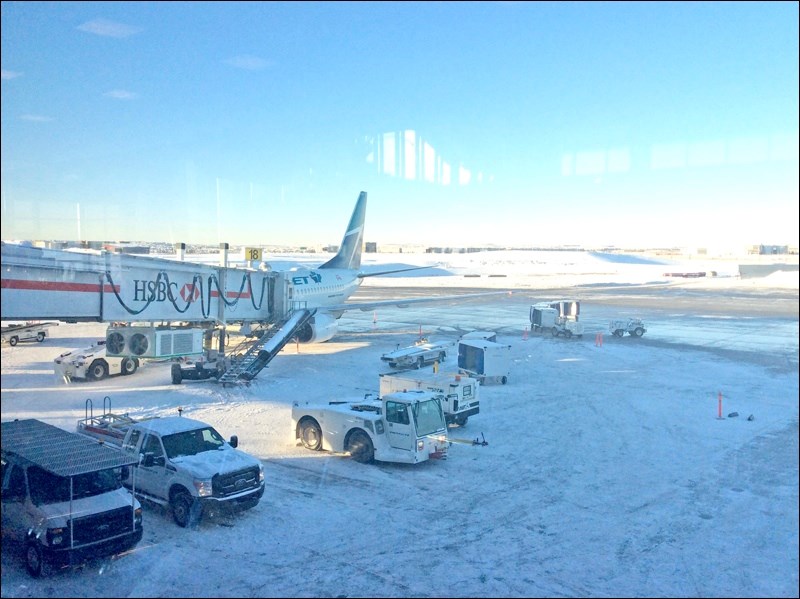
[217,309,314,386]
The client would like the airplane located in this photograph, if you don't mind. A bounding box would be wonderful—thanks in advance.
[1,190,512,383]
[268,191,511,343]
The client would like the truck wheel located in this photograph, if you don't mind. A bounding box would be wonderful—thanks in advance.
[551,327,559,337]
[171,491,202,528]
[36,332,46,342]
[25,541,45,577]
[299,418,322,451]
[501,376,508,385]
[121,358,138,375]
[171,363,183,385]
[416,356,424,369]
[9,336,19,346]
[633,327,644,337]
[87,359,109,381]
[347,431,374,464]
[438,352,446,363]
[455,416,468,427]
[613,330,624,337]
[565,330,573,339]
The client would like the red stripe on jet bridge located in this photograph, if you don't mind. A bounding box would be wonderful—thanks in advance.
[209,290,252,299]
[0,279,119,293]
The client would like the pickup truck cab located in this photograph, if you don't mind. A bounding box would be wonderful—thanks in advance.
[77,411,265,527]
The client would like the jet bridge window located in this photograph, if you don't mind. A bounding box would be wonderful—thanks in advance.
[386,401,409,425]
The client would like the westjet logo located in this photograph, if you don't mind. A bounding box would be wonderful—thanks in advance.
[292,271,323,286]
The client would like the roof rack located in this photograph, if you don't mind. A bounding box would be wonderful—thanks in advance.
[1,418,138,477]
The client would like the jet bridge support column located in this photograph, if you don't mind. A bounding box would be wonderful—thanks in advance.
[217,243,228,350]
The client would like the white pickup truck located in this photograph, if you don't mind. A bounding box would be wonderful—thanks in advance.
[76,403,265,527]
[380,338,451,370]
[1,321,58,346]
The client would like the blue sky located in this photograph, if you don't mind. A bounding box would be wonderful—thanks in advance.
[1,1,798,250]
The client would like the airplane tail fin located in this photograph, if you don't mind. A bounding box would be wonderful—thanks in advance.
[319,191,367,270]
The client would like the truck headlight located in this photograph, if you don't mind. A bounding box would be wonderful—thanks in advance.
[194,479,213,497]
[47,527,65,546]
[258,465,265,484]
[417,440,425,451]
[135,507,143,526]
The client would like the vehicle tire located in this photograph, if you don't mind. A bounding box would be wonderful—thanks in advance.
[9,336,19,346]
[347,431,374,464]
[633,327,644,337]
[25,541,45,577]
[87,359,109,381]
[299,418,323,451]
[565,330,573,339]
[171,363,183,385]
[614,330,624,337]
[439,351,446,363]
[501,376,508,385]
[551,327,559,337]
[36,332,46,342]
[121,358,138,375]
[455,415,468,427]
[416,356,424,369]
[171,490,202,528]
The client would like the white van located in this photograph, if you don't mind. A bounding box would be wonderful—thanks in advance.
[1,419,143,577]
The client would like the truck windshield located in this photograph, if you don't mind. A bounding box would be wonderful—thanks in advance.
[28,466,123,505]
[161,427,225,458]
[411,399,446,437]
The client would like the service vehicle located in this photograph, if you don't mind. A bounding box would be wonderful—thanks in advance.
[457,339,511,384]
[54,339,140,381]
[380,337,451,370]
[530,300,584,338]
[76,400,265,527]
[609,318,646,337]
[379,370,480,426]
[1,418,143,577]
[1,321,58,346]
[292,390,450,464]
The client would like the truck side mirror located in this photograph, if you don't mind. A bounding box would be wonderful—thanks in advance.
[229,435,238,448]
[141,453,155,468]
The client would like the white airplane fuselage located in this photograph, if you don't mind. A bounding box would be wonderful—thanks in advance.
[289,267,362,309]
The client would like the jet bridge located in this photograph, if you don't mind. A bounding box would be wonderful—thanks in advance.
[1,242,279,324]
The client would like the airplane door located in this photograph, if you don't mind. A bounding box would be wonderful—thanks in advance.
[385,400,414,452]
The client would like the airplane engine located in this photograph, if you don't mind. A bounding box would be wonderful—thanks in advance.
[296,313,338,343]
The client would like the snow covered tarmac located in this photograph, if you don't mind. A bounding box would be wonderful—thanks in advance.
[1,269,798,598]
